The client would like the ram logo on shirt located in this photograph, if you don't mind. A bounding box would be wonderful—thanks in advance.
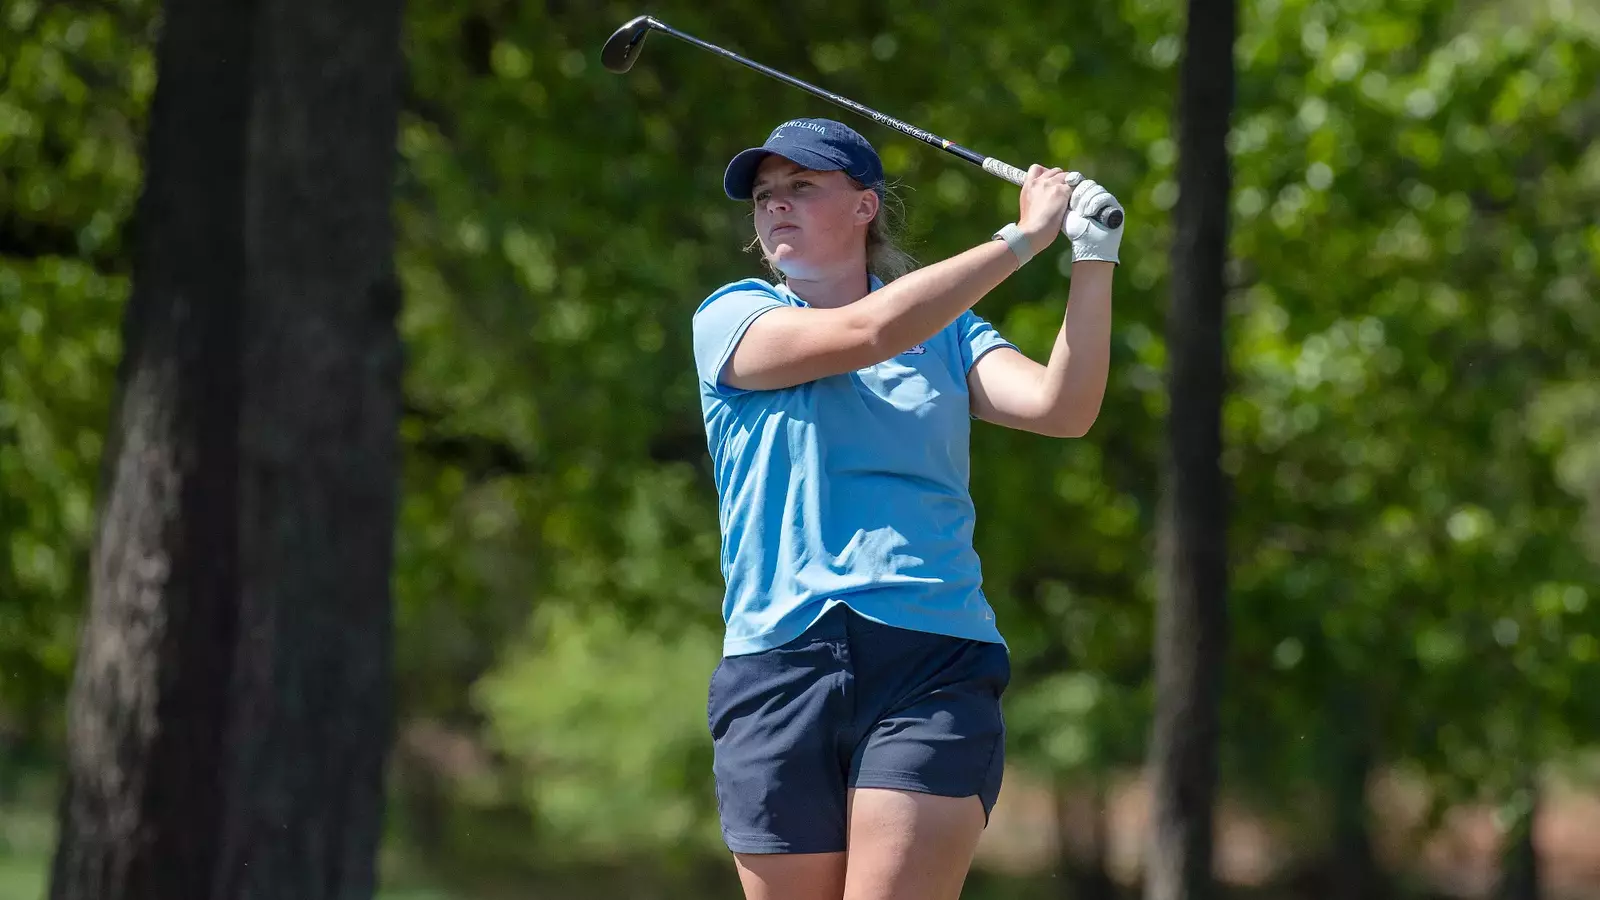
[901,343,927,356]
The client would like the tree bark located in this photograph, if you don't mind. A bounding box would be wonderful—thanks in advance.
[48,0,406,896]
[1059,776,1117,900]
[1328,696,1381,900]
[48,2,254,893]
[1497,777,1541,900]
[1327,744,1380,900]
[1144,0,1236,897]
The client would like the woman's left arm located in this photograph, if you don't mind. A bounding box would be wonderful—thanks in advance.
[969,177,1123,438]
[968,260,1115,438]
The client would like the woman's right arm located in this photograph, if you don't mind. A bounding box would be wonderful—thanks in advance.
[721,238,1021,392]
[720,166,1075,393]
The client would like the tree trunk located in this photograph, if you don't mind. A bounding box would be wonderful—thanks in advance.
[47,1,254,893]
[1497,777,1541,900]
[1328,718,1381,900]
[1144,0,1236,897]
[1059,776,1117,900]
[48,0,406,896]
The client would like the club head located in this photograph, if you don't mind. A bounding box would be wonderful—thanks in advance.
[602,15,659,73]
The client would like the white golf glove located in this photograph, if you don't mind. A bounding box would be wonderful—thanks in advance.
[1062,176,1123,265]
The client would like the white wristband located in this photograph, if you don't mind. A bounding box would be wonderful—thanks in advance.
[993,222,1034,267]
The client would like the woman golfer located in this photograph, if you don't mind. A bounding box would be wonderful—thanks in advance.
[694,117,1122,900]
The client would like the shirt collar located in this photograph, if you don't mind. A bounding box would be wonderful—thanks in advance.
[776,273,884,307]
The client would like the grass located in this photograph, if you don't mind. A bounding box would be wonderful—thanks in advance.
[0,797,51,900]
[0,855,46,900]
[0,849,467,900]
[0,798,469,900]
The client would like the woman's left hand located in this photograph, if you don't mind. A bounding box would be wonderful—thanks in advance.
[1062,178,1123,265]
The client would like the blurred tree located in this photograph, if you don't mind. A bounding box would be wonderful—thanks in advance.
[1145,0,1236,896]
[46,0,406,898]
[1496,772,1539,900]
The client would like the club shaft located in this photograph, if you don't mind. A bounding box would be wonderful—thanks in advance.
[649,19,988,169]
[642,18,1123,229]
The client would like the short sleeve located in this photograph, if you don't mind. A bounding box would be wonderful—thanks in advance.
[956,309,1019,373]
[692,279,787,396]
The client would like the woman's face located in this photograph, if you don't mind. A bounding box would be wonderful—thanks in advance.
[751,155,879,280]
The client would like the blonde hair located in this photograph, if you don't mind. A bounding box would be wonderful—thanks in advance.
[860,180,918,282]
[746,178,919,283]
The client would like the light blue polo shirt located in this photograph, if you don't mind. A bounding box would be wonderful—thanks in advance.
[692,274,1018,657]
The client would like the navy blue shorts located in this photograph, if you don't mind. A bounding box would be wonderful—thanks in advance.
[706,602,1011,855]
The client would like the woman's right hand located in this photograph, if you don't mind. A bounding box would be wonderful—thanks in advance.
[1017,164,1076,256]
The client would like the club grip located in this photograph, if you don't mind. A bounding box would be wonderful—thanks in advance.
[981,157,1124,230]
[982,158,1030,185]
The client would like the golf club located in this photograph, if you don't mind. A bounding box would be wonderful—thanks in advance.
[602,15,1124,231]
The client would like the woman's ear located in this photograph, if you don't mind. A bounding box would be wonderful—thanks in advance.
[856,189,881,225]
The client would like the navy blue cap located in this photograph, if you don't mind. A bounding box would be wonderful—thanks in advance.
[723,118,886,200]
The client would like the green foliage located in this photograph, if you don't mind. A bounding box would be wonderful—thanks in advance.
[475,605,723,859]
[1219,0,1600,815]
[394,0,1600,861]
